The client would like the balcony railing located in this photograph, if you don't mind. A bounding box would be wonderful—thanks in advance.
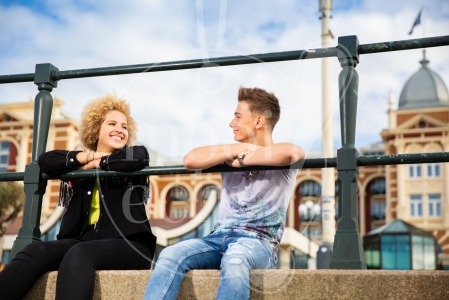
[1,34,449,269]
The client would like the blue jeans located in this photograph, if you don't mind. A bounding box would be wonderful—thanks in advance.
[143,230,276,300]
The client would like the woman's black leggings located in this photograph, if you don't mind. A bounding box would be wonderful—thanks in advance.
[0,228,153,300]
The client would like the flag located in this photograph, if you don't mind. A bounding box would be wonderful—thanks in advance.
[409,8,423,35]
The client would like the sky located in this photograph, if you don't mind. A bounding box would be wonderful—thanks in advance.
[1,0,448,161]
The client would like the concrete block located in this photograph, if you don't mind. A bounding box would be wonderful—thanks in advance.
[23,269,449,300]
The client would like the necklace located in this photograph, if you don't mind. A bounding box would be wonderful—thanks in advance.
[242,171,259,180]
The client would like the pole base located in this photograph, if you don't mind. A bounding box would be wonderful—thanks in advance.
[10,236,41,260]
[330,260,367,269]
[329,230,366,269]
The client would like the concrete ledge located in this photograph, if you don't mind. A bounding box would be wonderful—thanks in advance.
[24,269,449,300]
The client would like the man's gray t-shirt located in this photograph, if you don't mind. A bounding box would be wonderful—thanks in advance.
[213,169,298,248]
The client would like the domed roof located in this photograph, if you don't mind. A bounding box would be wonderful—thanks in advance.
[398,51,449,110]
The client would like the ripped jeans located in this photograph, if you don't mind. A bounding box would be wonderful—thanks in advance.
[143,230,276,300]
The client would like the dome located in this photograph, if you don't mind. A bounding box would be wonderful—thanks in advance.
[398,51,449,110]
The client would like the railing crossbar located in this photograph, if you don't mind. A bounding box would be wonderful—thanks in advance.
[0,35,447,84]
[1,152,448,182]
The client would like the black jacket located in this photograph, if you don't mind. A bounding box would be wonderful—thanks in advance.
[38,146,156,251]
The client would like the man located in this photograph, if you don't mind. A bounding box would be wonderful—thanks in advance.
[144,87,304,300]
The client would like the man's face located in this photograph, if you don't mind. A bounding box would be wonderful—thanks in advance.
[229,101,257,143]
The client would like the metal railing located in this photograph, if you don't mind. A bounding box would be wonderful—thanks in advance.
[1,34,449,268]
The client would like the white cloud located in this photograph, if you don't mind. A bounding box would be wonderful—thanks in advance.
[0,0,448,161]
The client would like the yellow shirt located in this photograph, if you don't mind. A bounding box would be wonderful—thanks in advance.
[88,179,100,225]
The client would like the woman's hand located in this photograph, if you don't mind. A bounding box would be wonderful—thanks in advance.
[76,151,109,166]
[79,158,102,170]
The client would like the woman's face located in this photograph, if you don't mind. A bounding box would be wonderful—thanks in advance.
[97,110,129,152]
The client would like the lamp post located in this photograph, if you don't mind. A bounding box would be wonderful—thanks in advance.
[305,200,314,268]
[299,199,321,269]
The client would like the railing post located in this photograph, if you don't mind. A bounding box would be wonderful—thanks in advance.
[10,63,58,258]
[329,36,367,269]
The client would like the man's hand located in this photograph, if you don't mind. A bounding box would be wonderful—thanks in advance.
[225,159,240,168]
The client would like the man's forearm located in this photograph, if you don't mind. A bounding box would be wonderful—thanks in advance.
[239,143,305,167]
[185,143,305,169]
[184,143,249,169]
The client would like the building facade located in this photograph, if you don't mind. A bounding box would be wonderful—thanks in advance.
[1,97,79,262]
[381,52,449,268]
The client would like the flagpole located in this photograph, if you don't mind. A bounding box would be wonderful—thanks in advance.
[318,0,335,269]
[422,4,426,61]
[422,4,426,39]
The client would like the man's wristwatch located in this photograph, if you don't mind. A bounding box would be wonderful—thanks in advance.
[237,151,249,167]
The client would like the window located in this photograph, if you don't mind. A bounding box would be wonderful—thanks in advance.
[371,201,386,220]
[412,236,436,270]
[427,163,440,178]
[428,194,442,217]
[370,178,386,195]
[300,180,321,197]
[410,195,422,217]
[364,236,381,269]
[0,141,10,173]
[170,207,189,219]
[167,186,190,219]
[196,184,221,212]
[381,235,411,270]
[170,186,189,201]
[200,185,220,202]
[409,164,421,178]
[309,227,322,237]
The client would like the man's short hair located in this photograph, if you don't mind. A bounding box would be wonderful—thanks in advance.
[238,86,281,128]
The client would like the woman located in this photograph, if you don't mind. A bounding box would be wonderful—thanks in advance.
[0,94,156,300]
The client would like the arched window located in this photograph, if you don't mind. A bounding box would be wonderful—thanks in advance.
[369,178,386,221]
[170,186,189,201]
[370,178,386,195]
[196,184,221,213]
[166,186,190,219]
[201,184,220,202]
[299,180,321,197]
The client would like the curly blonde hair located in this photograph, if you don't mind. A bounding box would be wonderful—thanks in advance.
[79,94,137,151]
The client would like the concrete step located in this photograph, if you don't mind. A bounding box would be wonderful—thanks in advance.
[24,269,449,300]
